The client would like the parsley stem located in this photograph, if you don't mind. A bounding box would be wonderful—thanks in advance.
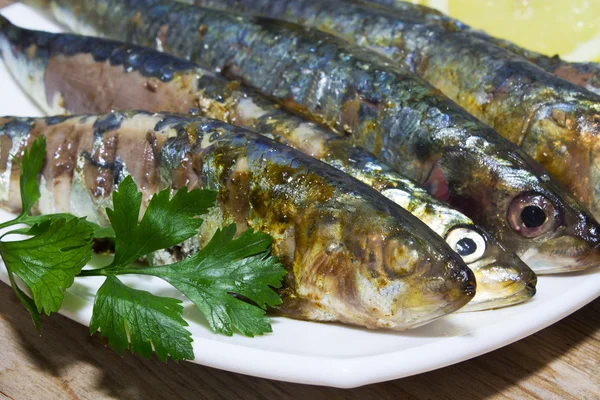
[77,268,110,277]
[77,266,157,277]
[0,217,23,230]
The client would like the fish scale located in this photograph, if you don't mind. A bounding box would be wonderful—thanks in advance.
[21,0,600,273]
[357,0,600,95]
[182,0,600,220]
[0,111,477,329]
[0,18,537,310]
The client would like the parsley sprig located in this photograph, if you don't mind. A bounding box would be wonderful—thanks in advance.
[0,137,285,361]
[0,136,94,328]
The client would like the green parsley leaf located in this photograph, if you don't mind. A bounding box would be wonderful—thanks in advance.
[20,213,115,239]
[2,137,284,360]
[19,136,46,216]
[138,224,285,337]
[0,218,93,314]
[89,276,193,362]
[6,268,42,332]
[107,176,216,268]
[4,220,52,237]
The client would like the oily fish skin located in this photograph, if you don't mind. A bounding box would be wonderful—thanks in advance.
[0,112,477,329]
[32,0,600,274]
[353,0,600,96]
[419,43,600,222]
[0,20,536,310]
[185,0,600,226]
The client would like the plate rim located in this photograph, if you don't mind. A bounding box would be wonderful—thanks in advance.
[1,267,598,388]
[0,2,599,389]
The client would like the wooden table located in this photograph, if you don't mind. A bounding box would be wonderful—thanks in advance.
[0,283,598,400]
[0,1,599,398]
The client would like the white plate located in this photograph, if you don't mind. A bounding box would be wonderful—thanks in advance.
[0,3,599,389]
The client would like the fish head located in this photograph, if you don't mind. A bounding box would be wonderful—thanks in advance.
[294,195,476,329]
[503,188,600,273]
[428,138,600,274]
[389,184,537,310]
[444,225,536,311]
[383,179,534,310]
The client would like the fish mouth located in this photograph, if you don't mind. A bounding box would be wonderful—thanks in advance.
[412,264,477,322]
[394,280,477,328]
[460,270,536,312]
[519,238,600,274]
[459,263,537,312]
[356,261,477,330]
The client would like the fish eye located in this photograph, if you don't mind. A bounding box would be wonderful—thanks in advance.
[508,193,557,237]
[445,227,486,264]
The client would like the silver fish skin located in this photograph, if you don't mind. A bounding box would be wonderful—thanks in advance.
[24,0,600,274]
[181,0,600,224]
[0,111,478,329]
[0,18,537,310]
[356,0,600,96]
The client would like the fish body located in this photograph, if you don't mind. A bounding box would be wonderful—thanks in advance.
[25,0,600,273]
[180,0,600,221]
[0,19,536,310]
[357,0,600,95]
[0,111,477,329]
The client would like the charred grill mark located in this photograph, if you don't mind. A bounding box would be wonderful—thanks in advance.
[48,123,82,179]
[141,130,161,190]
[82,148,123,192]
[40,121,92,212]
[78,115,124,199]
[1,118,35,140]
[93,112,124,135]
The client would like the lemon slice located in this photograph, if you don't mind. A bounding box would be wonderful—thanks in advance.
[563,28,600,62]
[408,0,600,61]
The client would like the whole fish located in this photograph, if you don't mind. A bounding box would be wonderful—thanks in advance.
[0,111,477,329]
[176,0,600,221]
[0,19,536,311]
[358,0,600,95]
[25,0,600,273]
